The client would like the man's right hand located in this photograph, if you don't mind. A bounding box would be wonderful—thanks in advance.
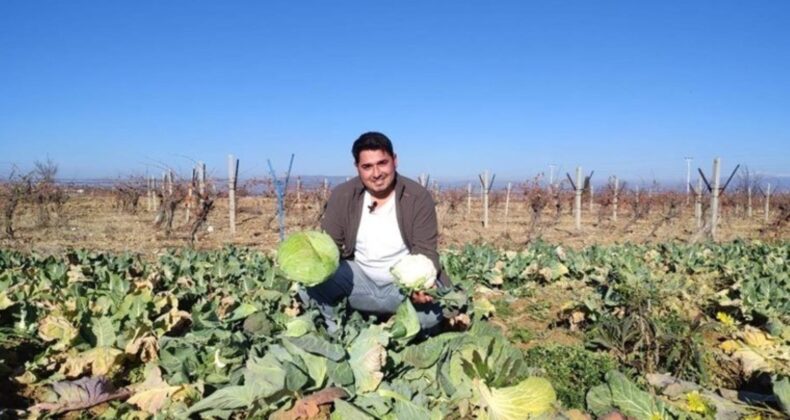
[410,290,434,304]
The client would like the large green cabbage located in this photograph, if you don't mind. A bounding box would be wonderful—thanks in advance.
[276,231,339,286]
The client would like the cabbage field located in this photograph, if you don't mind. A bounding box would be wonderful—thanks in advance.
[0,241,789,419]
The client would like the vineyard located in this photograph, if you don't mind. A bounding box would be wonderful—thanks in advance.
[1,170,789,419]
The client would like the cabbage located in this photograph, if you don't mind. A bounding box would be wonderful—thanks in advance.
[390,254,437,291]
[276,231,339,286]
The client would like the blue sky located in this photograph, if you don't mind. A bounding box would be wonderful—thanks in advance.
[1,1,788,185]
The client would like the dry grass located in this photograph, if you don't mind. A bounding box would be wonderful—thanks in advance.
[0,190,786,255]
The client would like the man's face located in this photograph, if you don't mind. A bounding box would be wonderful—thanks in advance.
[356,149,397,195]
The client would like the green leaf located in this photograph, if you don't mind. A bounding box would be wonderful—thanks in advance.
[226,302,258,322]
[283,339,328,387]
[400,333,458,369]
[390,300,420,343]
[243,353,286,397]
[283,361,309,391]
[327,359,355,387]
[475,377,556,420]
[331,399,375,420]
[186,385,257,416]
[775,376,790,416]
[605,371,669,420]
[286,334,345,361]
[284,318,315,337]
[90,317,116,348]
[586,384,614,416]
[379,389,431,418]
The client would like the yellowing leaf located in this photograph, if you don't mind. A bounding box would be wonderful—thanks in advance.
[348,325,388,393]
[61,347,123,377]
[743,329,772,348]
[720,340,739,353]
[127,364,183,414]
[476,376,556,419]
[0,291,14,310]
[125,334,159,363]
[474,297,496,318]
[38,315,78,350]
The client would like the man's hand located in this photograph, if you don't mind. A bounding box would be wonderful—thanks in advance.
[410,290,434,304]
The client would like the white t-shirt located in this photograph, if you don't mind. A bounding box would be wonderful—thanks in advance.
[355,191,409,286]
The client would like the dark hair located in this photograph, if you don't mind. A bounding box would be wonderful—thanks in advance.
[352,132,395,164]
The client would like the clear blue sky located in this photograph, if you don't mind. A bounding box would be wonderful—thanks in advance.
[1,1,788,185]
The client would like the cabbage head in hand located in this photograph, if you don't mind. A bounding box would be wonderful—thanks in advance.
[390,254,437,291]
[277,230,339,286]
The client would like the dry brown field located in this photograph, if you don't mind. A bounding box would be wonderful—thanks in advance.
[2,187,787,255]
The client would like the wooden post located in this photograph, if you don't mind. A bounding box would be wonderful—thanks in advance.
[764,183,771,224]
[504,182,512,228]
[146,176,153,211]
[296,176,302,202]
[185,168,194,224]
[323,178,329,200]
[198,161,206,199]
[466,182,472,219]
[161,172,167,195]
[612,176,618,222]
[228,155,238,236]
[574,166,582,231]
[710,158,721,240]
[747,185,752,218]
[695,178,703,229]
[152,177,159,208]
[479,170,494,228]
[167,170,174,196]
[589,183,594,213]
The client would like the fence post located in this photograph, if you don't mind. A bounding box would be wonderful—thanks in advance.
[147,176,153,211]
[168,170,174,196]
[574,166,582,230]
[228,155,238,236]
[197,161,206,200]
[185,168,194,224]
[612,176,618,223]
[479,170,494,228]
[710,158,721,240]
[323,178,329,200]
[589,183,594,213]
[504,181,512,229]
[747,185,752,218]
[296,176,302,203]
[764,183,771,224]
[695,178,703,229]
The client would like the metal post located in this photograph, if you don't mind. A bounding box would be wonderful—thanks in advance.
[747,185,752,218]
[710,158,721,240]
[695,178,703,229]
[574,166,582,230]
[612,176,618,223]
[228,155,238,236]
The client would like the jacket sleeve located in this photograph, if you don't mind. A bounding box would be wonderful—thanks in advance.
[320,190,345,257]
[410,191,453,288]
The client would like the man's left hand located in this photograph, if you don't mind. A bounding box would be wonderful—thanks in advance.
[410,291,434,304]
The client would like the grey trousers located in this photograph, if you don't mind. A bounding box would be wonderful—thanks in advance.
[299,260,443,334]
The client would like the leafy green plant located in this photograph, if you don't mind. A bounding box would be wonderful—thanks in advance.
[524,345,618,409]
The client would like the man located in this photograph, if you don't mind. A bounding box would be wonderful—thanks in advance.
[300,131,450,334]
